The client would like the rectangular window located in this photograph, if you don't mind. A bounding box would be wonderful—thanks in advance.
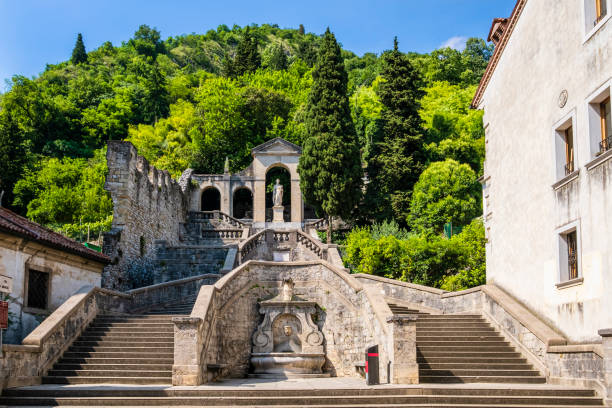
[26,269,49,310]
[600,97,611,153]
[553,114,576,181]
[558,227,581,284]
[565,126,575,175]
[566,231,578,280]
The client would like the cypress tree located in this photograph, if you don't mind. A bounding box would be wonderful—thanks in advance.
[364,37,425,224]
[221,52,235,77]
[298,29,363,242]
[234,27,261,76]
[71,33,88,65]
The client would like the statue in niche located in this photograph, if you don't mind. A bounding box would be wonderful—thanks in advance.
[274,325,302,352]
[272,179,284,207]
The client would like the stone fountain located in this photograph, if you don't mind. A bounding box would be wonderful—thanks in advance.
[250,279,326,377]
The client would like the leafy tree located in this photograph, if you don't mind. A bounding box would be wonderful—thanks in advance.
[233,27,261,76]
[298,29,363,242]
[439,218,486,291]
[12,149,112,240]
[71,33,88,65]
[408,159,480,235]
[128,25,165,58]
[262,43,288,70]
[364,38,425,223]
[420,81,485,173]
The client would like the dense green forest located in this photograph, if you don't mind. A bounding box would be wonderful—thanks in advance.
[0,23,493,290]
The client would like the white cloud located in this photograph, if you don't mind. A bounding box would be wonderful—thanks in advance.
[440,36,468,51]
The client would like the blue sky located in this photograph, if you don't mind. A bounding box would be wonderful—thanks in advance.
[0,0,516,86]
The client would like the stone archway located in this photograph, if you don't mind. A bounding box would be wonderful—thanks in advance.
[233,187,253,219]
[250,138,303,227]
[201,187,221,211]
[265,166,291,222]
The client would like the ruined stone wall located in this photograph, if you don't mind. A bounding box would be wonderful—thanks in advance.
[102,141,190,290]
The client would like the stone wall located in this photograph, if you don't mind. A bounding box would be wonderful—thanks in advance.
[102,141,190,290]
[176,260,393,384]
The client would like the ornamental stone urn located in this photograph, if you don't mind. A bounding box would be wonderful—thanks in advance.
[250,278,326,377]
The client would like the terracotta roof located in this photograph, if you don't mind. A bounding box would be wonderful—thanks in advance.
[0,207,110,264]
[472,0,528,108]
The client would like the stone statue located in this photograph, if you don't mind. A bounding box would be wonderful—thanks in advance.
[272,179,283,207]
[281,278,294,301]
[274,325,302,353]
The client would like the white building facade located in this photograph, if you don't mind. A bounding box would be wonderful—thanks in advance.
[474,0,612,342]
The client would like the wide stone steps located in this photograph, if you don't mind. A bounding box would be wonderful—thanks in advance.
[416,314,545,384]
[43,313,184,385]
[1,386,603,406]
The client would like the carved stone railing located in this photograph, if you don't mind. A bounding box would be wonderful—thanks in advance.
[304,218,328,230]
[296,229,325,259]
[238,229,327,264]
[237,229,267,263]
[190,211,250,228]
[273,230,291,242]
[201,229,243,240]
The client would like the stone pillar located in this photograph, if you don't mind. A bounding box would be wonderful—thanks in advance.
[598,329,612,404]
[221,177,231,215]
[172,317,203,385]
[290,179,302,224]
[386,315,419,384]
[253,179,266,223]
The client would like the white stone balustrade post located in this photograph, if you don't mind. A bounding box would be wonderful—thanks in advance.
[598,329,612,404]
[386,315,419,384]
[172,316,203,385]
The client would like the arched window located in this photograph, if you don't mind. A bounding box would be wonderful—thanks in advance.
[201,187,221,211]
[233,188,253,219]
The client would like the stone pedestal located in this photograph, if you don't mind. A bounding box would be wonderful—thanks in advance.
[386,315,419,384]
[172,316,203,385]
[272,205,285,222]
[598,328,612,404]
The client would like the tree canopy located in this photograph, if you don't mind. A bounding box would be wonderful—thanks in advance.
[0,23,492,290]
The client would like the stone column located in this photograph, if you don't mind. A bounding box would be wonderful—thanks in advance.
[290,179,302,224]
[598,328,612,404]
[172,317,203,385]
[253,179,266,223]
[386,315,419,384]
[221,177,231,215]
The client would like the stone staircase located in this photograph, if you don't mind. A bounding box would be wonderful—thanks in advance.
[388,302,430,316]
[1,385,604,406]
[41,299,196,385]
[417,314,545,384]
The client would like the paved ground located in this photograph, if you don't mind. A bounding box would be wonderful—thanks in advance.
[16,377,589,391]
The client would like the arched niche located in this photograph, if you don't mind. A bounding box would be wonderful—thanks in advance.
[233,187,253,219]
[265,165,292,222]
[201,187,221,211]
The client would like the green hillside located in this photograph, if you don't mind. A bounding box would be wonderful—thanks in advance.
[0,23,493,290]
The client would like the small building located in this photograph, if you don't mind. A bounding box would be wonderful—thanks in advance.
[473,0,611,342]
[0,207,110,343]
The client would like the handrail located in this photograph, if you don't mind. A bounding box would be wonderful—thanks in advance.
[237,229,267,262]
[190,211,250,228]
[304,218,327,230]
[296,229,326,259]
